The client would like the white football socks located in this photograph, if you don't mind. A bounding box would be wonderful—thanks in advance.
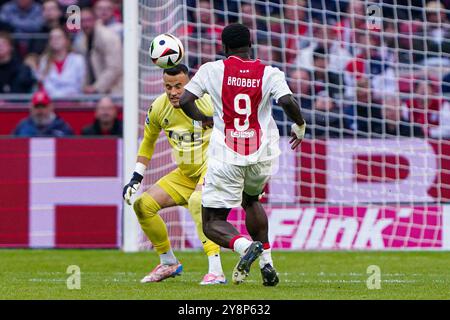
[259,248,274,269]
[160,248,178,265]
[233,237,252,256]
[208,254,224,276]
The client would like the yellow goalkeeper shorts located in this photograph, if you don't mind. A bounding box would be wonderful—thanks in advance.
[156,167,205,206]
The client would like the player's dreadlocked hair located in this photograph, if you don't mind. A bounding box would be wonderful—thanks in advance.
[221,23,251,49]
[163,63,189,76]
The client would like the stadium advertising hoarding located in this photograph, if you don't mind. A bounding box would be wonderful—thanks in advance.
[227,206,449,250]
[0,138,122,248]
[0,137,449,250]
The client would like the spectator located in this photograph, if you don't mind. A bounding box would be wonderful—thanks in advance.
[38,27,86,97]
[399,3,450,64]
[285,68,313,136]
[239,1,268,41]
[94,0,123,40]
[109,0,122,21]
[397,19,425,64]
[405,78,450,139]
[195,0,223,38]
[28,0,65,54]
[294,21,352,74]
[272,0,310,64]
[309,91,345,138]
[255,37,281,67]
[190,0,223,54]
[0,31,35,93]
[0,0,44,33]
[12,90,73,137]
[428,100,450,139]
[311,46,345,101]
[41,0,64,32]
[334,0,366,55]
[344,30,397,100]
[0,0,45,56]
[380,94,424,137]
[73,7,122,94]
[345,76,383,137]
[57,0,92,10]
[287,67,313,110]
[81,96,122,136]
[382,19,397,50]
[239,1,257,30]
[424,1,450,46]
[189,33,220,71]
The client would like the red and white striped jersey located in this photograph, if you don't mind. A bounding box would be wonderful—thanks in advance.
[185,55,292,165]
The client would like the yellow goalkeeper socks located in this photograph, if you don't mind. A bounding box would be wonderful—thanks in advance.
[133,192,172,256]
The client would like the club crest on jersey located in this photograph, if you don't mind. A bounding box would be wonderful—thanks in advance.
[164,119,169,126]
[145,114,150,125]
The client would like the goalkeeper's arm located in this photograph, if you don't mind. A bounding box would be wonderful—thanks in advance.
[123,156,150,205]
[277,94,306,150]
[123,106,159,205]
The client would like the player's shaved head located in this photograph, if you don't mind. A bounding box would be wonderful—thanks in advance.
[221,23,251,55]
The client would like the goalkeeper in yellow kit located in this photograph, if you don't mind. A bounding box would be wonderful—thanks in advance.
[123,64,225,285]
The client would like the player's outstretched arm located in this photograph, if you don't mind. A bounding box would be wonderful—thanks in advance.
[277,94,306,150]
[123,156,150,205]
[180,90,213,128]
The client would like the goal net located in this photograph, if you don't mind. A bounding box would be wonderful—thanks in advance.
[127,0,450,251]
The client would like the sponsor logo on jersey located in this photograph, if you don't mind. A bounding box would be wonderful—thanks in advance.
[169,130,202,146]
[230,129,255,138]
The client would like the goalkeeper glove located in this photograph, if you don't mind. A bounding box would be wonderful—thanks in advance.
[123,172,144,205]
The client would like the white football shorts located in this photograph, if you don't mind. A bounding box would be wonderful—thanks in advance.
[202,157,275,208]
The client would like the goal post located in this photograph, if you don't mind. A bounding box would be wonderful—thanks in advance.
[122,0,140,252]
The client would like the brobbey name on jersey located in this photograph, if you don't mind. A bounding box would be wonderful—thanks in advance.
[227,76,261,88]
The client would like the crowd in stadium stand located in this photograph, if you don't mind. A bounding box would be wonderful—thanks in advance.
[1,0,450,139]
[0,0,123,136]
[184,0,450,139]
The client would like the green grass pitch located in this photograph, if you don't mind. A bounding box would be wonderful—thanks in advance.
[0,250,449,300]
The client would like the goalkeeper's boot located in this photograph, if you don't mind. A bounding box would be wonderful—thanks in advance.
[199,273,227,285]
[140,262,183,283]
[260,264,279,287]
[232,241,264,285]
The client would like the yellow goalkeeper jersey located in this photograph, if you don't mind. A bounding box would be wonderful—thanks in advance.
[137,93,213,179]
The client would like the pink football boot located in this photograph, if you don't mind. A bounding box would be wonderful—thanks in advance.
[140,262,183,283]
